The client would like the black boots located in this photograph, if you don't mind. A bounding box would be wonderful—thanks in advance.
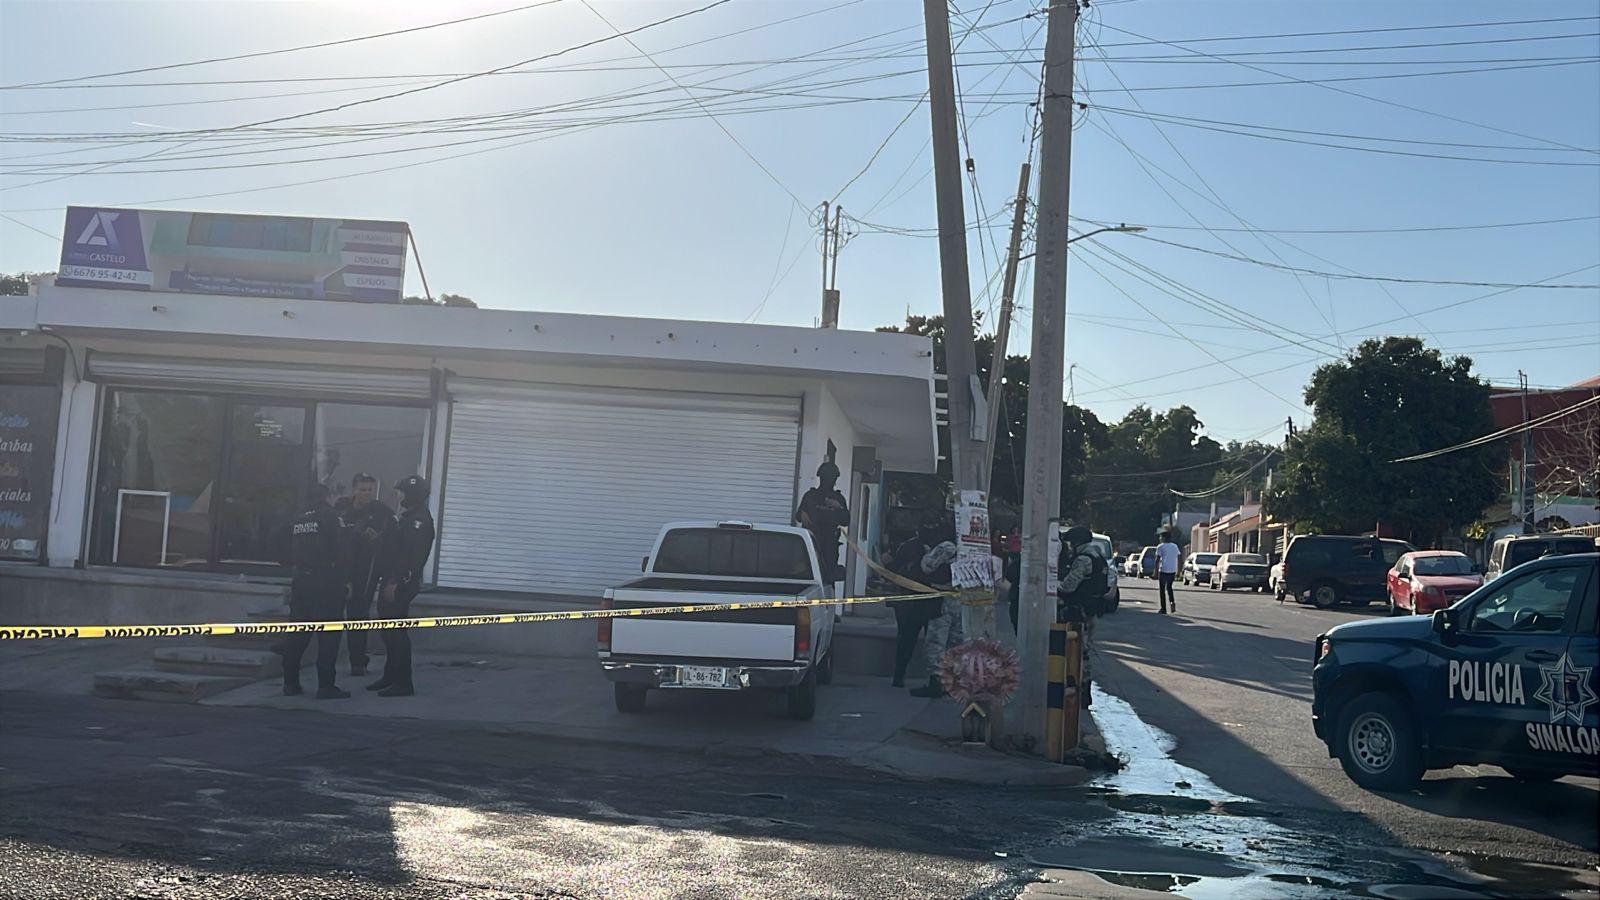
[909,676,944,698]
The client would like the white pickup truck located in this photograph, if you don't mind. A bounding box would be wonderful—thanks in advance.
[597,521,838,720]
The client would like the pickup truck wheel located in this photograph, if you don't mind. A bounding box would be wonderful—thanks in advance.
[785,668,818,720]
[1335,692,1423,792]
[1311,581,1343,609]
[614,683,647,714]
[815,649,834,686]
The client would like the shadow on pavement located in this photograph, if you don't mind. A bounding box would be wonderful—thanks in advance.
[0,690,1033,899]
[1386,773,1600,853]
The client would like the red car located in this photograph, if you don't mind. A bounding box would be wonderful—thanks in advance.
[1385,550,1483,615]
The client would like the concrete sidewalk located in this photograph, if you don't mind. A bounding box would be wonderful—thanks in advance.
[202,652,1088,786]
[0,640,1087,786]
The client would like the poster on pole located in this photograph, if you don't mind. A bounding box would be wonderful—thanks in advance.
[952,490,993,589]
[1046,520,1062,590]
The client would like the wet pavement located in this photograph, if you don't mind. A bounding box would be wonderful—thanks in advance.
[1034,581,1600,900]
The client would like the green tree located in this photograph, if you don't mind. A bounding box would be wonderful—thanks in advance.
[1082,404,1225,545]
[2,272,43,296]
[1266,336,1498,544]
[876,314,1109,523]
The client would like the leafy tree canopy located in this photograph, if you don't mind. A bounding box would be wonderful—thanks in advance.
[1266,336,1498,544]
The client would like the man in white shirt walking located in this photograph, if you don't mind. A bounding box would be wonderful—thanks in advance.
[1155,531,1180,614]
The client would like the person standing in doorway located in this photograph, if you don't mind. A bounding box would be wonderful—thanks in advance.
[796,461,850,597]
[282,483,350,699]
[1155,529,1180,614]
[887,521,939,688]
[336,473,393,677]
[368,475,435,697]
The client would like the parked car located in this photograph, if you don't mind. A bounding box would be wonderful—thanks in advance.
[1312,552,1598,791]
[1271,561,1286,600]
[1282,535,1416,609]
[1138,546,1159,579]
[1486,534,1595,581]
[1387,550,1483,616]
[1123,554,1143,578]
[598,520,835,719]
[1181,552,1221,586]
[1211,552,1270,592]
[1092,532,1121,613]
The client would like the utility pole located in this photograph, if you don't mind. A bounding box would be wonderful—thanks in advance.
[982,162,1033,485]
[1016,0,1078,748]
[1518,370,1533,533]
[820,202,841,328]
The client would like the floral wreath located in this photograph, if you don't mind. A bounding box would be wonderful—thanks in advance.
[938,638,1021,706]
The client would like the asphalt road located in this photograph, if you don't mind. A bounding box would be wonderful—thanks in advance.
[1097,578,1600,879]
[0,690,1059,900]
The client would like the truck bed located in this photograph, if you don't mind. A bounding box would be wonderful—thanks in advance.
[607,578,816,663]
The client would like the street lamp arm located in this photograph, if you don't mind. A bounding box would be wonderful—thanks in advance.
[1019,224,1146,260]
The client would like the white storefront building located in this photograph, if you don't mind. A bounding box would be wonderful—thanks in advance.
[1,277,936,628]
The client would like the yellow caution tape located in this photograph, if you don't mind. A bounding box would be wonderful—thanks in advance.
[847,538,994,606]
[0,591,953,641]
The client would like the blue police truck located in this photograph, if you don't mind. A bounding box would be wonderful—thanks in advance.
[1312,552,1599,791]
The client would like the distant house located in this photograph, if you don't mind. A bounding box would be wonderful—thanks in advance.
[1487,375,1600,531]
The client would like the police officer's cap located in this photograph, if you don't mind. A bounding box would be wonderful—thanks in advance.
[1064,525,1093,548]
[394,474,430,497]
[816,461,841,480]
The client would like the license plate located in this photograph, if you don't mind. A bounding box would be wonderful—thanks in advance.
[675,665,732,689]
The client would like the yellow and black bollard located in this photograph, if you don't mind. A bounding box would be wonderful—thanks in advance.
[1045,622,1083,763]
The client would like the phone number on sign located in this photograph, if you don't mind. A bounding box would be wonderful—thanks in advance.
[59,265,152,285]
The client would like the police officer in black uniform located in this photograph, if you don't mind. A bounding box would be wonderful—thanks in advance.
[283,483,350,699]
[335,473,393,677]
[367,474,436,697]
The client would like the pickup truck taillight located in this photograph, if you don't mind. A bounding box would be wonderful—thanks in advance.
[598,597,615,651]
[794,607,811,659]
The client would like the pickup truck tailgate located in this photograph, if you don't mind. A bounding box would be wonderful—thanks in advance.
[608,587,803,662]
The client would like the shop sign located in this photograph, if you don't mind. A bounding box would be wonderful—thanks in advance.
[0,385,61,562]
[57,206,409,303]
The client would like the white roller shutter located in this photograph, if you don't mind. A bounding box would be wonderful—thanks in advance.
[437,380,800,595]
[87,353,432,401]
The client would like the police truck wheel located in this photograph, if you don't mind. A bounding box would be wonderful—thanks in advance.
[1336,692,1423,791]
[614,683,648,713]
[815,649,834,686]
[785,668,818,720]
[1311,581,1343,609]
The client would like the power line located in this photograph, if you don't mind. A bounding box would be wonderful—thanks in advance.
[1170,449,1279,498]
[1391,394,1600,463]
[1125,233,1600,289]
[0,0,567,90]
[578,0,806,209]
[1093,21,1593,153]
[1072,213,1600,235]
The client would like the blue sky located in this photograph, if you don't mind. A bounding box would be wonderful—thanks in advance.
[2,0,1597,442]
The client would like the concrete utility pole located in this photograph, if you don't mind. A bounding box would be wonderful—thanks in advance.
[923,0,987,495]
[982,162,1033,486]
[820,202,841,328]
[1017,0,1079,747]
[1518,370,1533,533]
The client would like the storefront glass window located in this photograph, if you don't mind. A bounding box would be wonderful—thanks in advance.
[217,403,307,565]
[0,383,61,562]
[315,404,429,506]
[92,389,428,572]
[94,391,223,568]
